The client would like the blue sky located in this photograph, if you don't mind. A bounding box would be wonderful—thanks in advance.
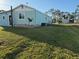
[0,0,79,12]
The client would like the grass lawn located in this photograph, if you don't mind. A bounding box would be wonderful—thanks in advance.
[0,25,79,59]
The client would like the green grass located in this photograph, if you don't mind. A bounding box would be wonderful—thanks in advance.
[0,26,79,59]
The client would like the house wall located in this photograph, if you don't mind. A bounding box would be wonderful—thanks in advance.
[62,19,69,24]
[12,6,36,27]
[35,10,52,25]
[0,5,52,27]
[0,12,10,26]
[24,9,36,26]
[46,15,52,24]
[35,11,44,25]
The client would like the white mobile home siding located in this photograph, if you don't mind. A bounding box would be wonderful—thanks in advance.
[0,13,10,26]
[12,6,36,26]
[36,10,52,25]
[0,5,52,27]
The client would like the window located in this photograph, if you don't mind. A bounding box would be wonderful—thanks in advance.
[19,13,24,19]
[3,16,5,19]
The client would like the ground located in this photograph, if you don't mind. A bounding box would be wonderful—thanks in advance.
[0,25,79,59]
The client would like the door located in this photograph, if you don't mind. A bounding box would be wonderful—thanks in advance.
[9,15,13,25]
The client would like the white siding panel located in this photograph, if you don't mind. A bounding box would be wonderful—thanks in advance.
[0,13,10,26]
[13,6,36,26]
[36,10,52,25]
[0,5,52,27]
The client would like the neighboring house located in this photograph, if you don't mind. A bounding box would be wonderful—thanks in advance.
[75,12,79,23]
[53,11,74,24]
[75,5,79,23]
[0,4,52,27]
[61,12,70,24]
[47,8,75,24]
[52,11,70,24]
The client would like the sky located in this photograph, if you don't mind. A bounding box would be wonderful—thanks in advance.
[0,0,79,13]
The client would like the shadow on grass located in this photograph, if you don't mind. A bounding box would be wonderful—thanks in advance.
[2,26,79,54]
